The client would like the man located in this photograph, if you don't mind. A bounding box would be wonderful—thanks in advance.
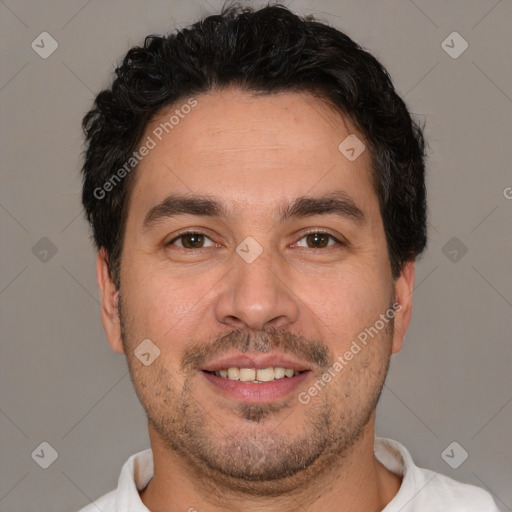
[79,3,499,511]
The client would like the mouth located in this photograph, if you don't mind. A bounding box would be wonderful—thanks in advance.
[201,354,312,403]
[204,366,302,382]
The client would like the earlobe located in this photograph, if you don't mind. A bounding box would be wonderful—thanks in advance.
[391,260,415,355]
[96,248,125,354]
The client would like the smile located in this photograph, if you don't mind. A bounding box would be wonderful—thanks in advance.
[202,368,311,403]
[207,366,301,382]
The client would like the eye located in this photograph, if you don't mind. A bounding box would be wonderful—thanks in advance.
[168,232,215,249]
[295,232,342,249]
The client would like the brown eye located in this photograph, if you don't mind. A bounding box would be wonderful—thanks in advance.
[306,233,329,248]
[169,233,214,249]
[295,232,341,249]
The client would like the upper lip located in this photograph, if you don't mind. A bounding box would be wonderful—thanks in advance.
[201,353,311,372]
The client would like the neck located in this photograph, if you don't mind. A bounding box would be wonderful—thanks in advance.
[140,415,402,512]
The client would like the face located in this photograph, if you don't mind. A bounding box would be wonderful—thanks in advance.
[98,88,414,492]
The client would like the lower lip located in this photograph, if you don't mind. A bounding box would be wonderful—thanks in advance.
[202,371,311,403]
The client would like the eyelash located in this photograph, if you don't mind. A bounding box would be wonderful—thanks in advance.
[167,230,345,250]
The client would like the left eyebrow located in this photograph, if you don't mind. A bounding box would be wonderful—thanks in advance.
[278,191,367,226]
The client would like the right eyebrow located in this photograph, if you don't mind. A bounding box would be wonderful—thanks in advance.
[142,195,227,231]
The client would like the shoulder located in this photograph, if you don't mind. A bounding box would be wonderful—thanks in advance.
[75,448,153,512]
[424,469,500,511]
[375,437,500,512]
[76,490,116,512]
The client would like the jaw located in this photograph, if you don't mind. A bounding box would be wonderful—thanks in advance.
[145,407,379,509]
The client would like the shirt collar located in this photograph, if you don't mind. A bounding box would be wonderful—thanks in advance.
[114,448,153,512]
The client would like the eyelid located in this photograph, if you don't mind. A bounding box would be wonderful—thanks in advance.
[293,229,346,248]
[167,229,216,248]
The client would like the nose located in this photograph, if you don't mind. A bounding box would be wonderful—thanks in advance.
[214,247,300,331]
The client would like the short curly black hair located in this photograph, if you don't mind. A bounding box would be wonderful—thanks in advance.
[81,2,427,289]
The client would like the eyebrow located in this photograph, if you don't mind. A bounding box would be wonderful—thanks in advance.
[142,190,366,231]
[279,191,366,226]
[143,196,227,231]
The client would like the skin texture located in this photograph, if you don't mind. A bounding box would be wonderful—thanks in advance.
[97,88,415,512]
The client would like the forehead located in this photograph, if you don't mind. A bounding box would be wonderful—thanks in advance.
[128,88,378,223]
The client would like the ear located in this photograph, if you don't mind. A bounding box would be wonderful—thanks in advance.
[96,248,124,354]
[391,260,415,355]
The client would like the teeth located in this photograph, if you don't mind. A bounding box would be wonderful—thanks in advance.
[213,366,300,382]
[239,368,256,382]
[256,367,274,382]
[274,367,285,379]
[227,367,240,380]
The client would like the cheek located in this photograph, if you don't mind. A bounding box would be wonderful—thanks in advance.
[121,264,211,365]
[300,265,390,349]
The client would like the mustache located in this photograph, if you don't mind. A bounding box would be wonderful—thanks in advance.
[181,326,333,372]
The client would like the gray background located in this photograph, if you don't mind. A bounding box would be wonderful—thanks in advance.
[1,1,511,511]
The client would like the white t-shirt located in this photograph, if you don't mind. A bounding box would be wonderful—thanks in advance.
[78,437,500,511]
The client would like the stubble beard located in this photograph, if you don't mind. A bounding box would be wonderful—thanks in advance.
[118,294,394,495]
